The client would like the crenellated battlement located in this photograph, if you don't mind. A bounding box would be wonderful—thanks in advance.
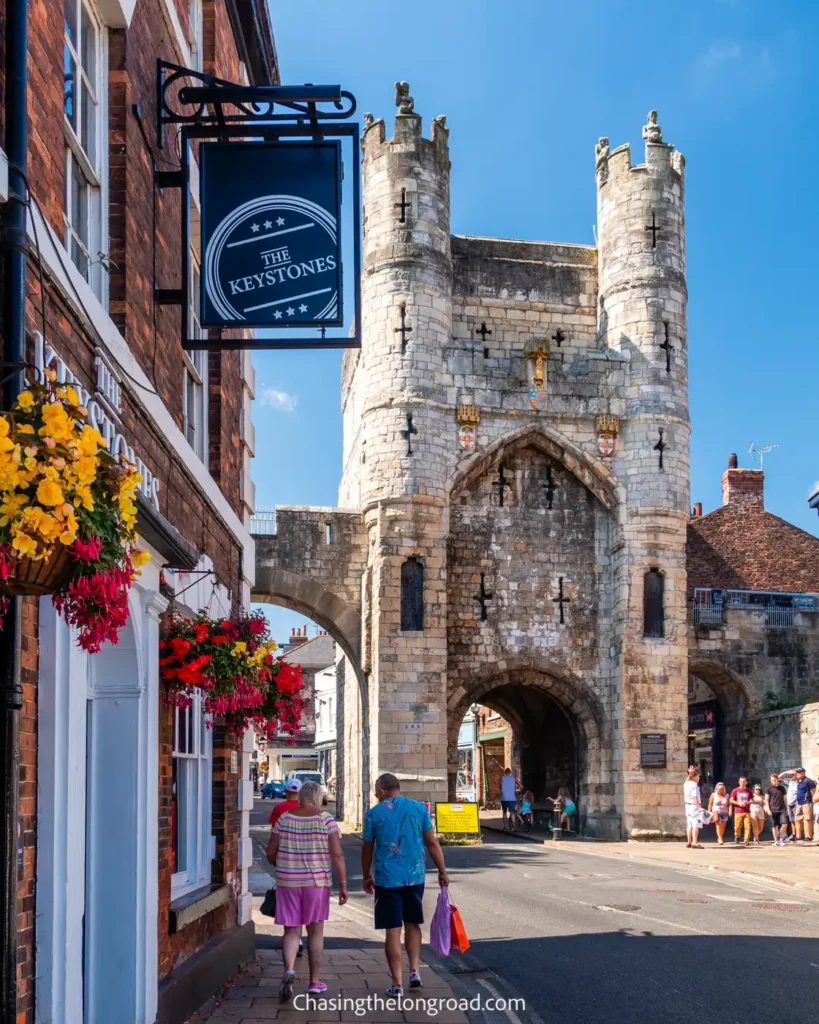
[596,110,685,190]
[361,83,450,168]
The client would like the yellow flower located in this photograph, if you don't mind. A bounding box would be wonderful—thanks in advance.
[39,403,73,443]
[10,526,38,559]
[0,493,29,526]
[0,437,15,454]
[131,548,151,568]
[59,530,77,546]
[36,479,64,507]
[231,641,248,657]
[17,424,34,435]
[75,456,97,485]
[73,485,94,511]
[0,417,9,438]
[16,391,34,409]
[65,386,79,406]
[77,425,106,455]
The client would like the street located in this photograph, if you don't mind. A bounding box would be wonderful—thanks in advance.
[251,798,819,1024]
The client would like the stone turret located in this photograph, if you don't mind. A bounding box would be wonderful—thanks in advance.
[357,85,452,506]
[595,111,691,832]
[596,109,689,514]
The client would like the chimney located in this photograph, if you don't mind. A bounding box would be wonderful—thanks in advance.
[289,626,309,647]
[721,453,764,509]
[692,502,702,517]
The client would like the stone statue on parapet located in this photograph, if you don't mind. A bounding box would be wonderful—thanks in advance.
[363,112,375,133]
[595,136,610,180]
[395,81,414,115]
[432,114,447,130]
[642,109,663,144]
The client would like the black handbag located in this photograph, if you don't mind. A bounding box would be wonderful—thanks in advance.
[260,887,276,917]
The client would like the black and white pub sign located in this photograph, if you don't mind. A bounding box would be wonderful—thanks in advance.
[200,141,342,329]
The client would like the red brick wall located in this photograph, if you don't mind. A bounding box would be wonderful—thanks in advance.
[157,702,243,978]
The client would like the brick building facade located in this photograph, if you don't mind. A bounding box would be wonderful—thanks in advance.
[1,2,276,1021]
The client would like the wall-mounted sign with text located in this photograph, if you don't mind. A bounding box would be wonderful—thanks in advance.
[201,141,342,330]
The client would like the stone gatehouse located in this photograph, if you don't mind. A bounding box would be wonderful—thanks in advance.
[253,88,819,837]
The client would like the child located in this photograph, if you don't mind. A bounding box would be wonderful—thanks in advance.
[519,790,534,829]
[558,787,577,831]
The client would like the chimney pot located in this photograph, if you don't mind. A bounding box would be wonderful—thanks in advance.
[728,453,738,469]
[693,502,702,517]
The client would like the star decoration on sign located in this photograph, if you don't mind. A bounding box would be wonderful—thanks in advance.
[273,310,283,319]
[286,307,296,316]
[263,220,272,229]
[250,223,260,233]
[276,217,285,226]
[299,304,308,313]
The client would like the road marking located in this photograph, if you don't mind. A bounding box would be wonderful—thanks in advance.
[544,892,711,935]
[476,976,528,1024]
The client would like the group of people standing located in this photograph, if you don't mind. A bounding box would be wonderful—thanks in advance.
[265,773,449,1003]
[684,766,817,847]
[499,766,576,833]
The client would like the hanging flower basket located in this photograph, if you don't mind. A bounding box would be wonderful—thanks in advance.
[0,544,75,596]
[160,610,306,735]
[0,375,149,649]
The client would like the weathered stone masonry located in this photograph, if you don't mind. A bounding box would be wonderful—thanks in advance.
[253,94,692,838]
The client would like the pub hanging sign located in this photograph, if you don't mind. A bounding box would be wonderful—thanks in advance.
[201,141,343,329]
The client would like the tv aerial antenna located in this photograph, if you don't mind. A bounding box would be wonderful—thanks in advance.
[748,442,779,470]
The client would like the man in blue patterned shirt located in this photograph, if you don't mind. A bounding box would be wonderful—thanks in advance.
[362,773,449,997]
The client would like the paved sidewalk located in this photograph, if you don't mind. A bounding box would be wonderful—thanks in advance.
[539,836,819,894]
[189,900,469,1024]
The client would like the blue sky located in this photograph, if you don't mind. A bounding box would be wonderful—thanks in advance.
[254,0,818,642]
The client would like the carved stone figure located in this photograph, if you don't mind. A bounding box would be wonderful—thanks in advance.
[394,81,414,115]
[363,112,375,132]
[642,109,663,144]
[595,136,610,180]
[432,114,447,131]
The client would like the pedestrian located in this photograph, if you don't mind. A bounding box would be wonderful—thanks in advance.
[684,768,708,848]
[708,782,730,845]
[361,773,450,998]
[500,767,519,832]
[520,789,534,829]
[557,787,577,831]
[793,767,816,842]
[729,775,753,846]
[266,781,348,1003]
[765,773,790,846]
[269,777,302,828]
[749,784,765,845]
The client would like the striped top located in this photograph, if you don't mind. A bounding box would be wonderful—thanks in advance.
[273,811,339,888]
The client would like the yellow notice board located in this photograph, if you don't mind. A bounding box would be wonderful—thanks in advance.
[435,802,480,834]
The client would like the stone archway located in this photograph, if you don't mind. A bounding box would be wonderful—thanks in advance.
[688,659,756,787]
[448,659,619,838]
[252,566,370,824]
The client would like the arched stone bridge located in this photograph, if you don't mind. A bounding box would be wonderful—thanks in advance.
[251,506,367,677]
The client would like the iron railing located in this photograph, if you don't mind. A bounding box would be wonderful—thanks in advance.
[692,588,817,628]
[250,507,276,535]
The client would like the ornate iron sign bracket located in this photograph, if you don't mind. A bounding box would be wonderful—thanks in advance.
[154,61,361,351]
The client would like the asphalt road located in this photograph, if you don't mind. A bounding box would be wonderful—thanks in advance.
[251,799,819,1024]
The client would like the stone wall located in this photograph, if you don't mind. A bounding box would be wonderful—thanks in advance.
[742,702,819,785]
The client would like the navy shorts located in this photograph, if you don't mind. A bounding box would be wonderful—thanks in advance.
[373,884,425,930]
[501,800,516,813]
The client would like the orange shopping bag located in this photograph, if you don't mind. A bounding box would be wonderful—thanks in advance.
[449,898,470,953]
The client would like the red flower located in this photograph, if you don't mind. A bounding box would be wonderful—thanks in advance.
[211,634,230,645]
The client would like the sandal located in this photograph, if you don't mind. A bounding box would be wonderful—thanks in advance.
[692,843,705,849]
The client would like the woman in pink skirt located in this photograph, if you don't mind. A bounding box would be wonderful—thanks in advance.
[266,780,348,1002]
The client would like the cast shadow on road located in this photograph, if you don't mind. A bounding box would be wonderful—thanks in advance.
[459,930,819,1024]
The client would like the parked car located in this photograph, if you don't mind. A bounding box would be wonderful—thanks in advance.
[262,779,286,799]
[287,769,328,804]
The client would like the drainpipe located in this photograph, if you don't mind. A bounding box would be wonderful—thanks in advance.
[0,0,29,1017]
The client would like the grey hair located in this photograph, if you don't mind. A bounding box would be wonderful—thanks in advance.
[299,781,323,806]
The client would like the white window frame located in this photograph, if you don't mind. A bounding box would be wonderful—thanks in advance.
[183,252,209,465]
[171,692,214,898]
[63,0,108,303]
[188,0,204,72]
